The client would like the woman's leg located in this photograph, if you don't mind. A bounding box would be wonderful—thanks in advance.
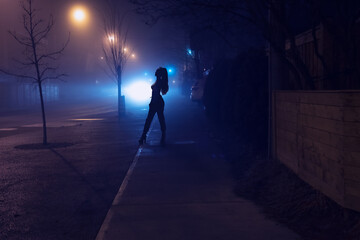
[139,107,156,144]
[142,107,156,136]
[157,110,166,133]
[157,106,166,145]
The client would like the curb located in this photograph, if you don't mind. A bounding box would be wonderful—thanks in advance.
[95,146,143,240]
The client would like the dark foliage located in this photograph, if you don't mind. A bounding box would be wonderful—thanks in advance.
[131,0,360,90]
[204,48,360,240]
[209,121,360,240]
[235,156,360,240]
[203,49,268,151]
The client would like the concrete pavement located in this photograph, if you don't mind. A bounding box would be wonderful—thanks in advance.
[96,95,300,240]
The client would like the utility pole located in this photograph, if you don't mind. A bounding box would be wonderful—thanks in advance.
[268,0,286,159]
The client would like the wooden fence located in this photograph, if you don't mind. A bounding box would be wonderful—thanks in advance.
[273,91,360,211]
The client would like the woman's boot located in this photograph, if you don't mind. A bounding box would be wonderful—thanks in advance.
[139,133,147,145]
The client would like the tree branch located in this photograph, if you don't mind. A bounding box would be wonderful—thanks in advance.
[0,68,37,82]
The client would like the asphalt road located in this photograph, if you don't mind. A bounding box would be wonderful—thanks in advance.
[0,97,148,239]
[0,91,194,239]
[0,98,118,130]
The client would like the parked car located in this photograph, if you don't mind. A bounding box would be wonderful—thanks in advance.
[190,77,206,101]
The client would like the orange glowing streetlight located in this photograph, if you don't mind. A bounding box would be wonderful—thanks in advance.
[108,35,115,43]
[69,5,89,26]
[74,9,85,22]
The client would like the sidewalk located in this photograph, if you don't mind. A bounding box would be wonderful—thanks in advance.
[96,96,300,240]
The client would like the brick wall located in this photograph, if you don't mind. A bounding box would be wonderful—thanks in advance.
[273,91,360,211]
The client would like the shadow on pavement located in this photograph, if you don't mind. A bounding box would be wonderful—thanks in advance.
[14,142,74,150]
[49,148,108,204]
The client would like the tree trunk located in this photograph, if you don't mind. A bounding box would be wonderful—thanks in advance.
[117,72,125,117]
[268,0,286,160]
[194,50,202,79]
[269,0,287,90]
[118,81,121,116]
[38,82,47,145]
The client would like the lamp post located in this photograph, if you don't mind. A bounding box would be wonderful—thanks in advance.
[69,5,89,27]
[74,9,85,22]
[103,33,137,117]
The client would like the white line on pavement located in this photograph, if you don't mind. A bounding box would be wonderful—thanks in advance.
[0,128,18,131]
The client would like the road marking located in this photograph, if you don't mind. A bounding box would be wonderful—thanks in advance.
[22,122,79,128]
[21,124,43,128]
[68,118,105,121]
[0,128,17,131]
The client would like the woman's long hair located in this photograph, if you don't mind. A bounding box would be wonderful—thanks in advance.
[155,67,169,95]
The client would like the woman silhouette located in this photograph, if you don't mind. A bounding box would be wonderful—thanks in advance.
[139,67,169,145]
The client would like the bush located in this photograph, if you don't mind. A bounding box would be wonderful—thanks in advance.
[203,49,268,151]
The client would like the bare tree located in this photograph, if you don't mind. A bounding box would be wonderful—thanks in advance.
[130,0,311,89]
[101,0,135,117]
[307,0,360,89]
[131,0,360,90]
[0,0,69,145]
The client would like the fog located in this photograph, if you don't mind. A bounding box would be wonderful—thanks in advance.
[0,0,185,111]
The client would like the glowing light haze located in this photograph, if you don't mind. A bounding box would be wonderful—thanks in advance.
[69,5,89,27]
[74,9,85,22]
[0,0,184,105]
[124,80,152,103]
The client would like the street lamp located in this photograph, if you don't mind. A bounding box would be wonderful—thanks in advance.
[69,5,89,27]
[108,35,115,43]
[74,9,85,22]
